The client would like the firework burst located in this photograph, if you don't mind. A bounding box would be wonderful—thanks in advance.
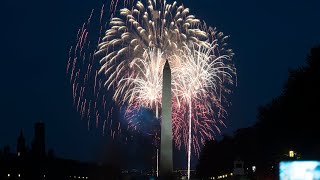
[170,41,235,155]
[67,0,236,175]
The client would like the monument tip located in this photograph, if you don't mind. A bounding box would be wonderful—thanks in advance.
[164,59,170,70]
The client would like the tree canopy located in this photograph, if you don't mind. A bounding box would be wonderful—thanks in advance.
[197,46,320,178]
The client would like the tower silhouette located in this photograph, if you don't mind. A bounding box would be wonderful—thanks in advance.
[17,130,27,157]
[160,60,173,179]
[32,122,46,157]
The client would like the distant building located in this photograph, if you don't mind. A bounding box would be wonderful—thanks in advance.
[0,122,122,180]
[17,130,27,157]
[32,122,46,157]
[233,160,244,176]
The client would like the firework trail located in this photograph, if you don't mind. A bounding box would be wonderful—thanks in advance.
[96,0,210,109]
[95,0,235,152]
[67,0,236,177]
[170,42,234,178]
[67,4,125,139]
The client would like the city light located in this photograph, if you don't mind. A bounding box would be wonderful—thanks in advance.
[252,166,256,172]
[289,150,295,158]
[212,172,234,179]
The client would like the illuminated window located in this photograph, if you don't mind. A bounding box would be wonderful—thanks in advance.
[18,174,21,177]
[289,150,295,157]
[8,174,10,177]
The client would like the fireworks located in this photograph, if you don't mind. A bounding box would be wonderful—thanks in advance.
[96,0,211,109]
[67,0,236,173]
[95,0,235,154]
[170,41,234,153]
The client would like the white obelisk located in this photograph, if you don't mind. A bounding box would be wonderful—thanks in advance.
[160,59,173,179]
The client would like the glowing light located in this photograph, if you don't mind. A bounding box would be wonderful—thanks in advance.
[289,150,295,157]
[157,148,159,177]
[68,0,236,177]
[252,166,256,172]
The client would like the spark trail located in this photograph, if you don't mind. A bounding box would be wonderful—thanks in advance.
[67,0,236,178]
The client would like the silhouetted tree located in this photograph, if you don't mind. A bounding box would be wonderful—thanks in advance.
[3,145,11,154]
[256,45,320,160]
[197,135,235,178]
[197,45,320,178]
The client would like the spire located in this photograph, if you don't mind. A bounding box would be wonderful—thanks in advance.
[17,129,26,156]
[164,59,170,70]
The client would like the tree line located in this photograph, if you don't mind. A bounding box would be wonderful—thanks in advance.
[197,45,320,179]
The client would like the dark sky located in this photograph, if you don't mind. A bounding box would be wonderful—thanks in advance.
[1,0,320,168]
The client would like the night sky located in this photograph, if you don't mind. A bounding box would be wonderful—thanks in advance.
[1,0,320,167]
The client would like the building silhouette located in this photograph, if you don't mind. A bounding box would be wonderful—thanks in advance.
[0,122,121,180]
[17,130,27,157]
[32,122,46,157]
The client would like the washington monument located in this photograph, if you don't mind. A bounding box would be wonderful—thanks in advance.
[160,60,173,178]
